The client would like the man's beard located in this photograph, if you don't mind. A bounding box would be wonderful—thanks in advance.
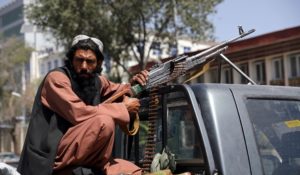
[75,70,98,105]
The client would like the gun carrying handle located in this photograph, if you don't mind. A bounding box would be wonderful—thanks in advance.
[102,84,143,103]
[131,84,144,96]
[102,87,140,136]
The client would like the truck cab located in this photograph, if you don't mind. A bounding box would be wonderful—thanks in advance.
[114,83,300,175]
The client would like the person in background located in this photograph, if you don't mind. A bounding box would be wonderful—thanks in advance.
[17,34,148,175]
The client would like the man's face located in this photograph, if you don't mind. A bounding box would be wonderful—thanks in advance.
[72,49,102,78]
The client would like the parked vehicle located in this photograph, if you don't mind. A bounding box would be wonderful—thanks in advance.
[114,83,300,175]
[0,152,19,168]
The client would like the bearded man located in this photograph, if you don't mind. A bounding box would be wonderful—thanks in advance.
[17,35,148,175]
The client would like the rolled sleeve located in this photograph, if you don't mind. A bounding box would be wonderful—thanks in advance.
[41,71,130,126]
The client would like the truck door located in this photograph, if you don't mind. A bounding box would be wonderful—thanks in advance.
[163,86,207,174]
[231,86,300,175]
[126,85,216,175]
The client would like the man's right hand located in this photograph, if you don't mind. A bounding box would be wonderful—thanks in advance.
[123,96,140,114]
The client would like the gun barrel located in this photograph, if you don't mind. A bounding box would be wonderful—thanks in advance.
[186,46,228,70]
[187,29,255,62]
[141,28,255,93]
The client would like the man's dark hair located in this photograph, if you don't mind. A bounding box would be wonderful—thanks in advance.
[65,39,104,74]
[66,39,104,62]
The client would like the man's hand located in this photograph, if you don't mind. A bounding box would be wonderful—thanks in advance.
[130,70,149,86]
[123,96,140,114]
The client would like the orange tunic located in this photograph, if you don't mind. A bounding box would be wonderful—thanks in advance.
[41,71,141,175]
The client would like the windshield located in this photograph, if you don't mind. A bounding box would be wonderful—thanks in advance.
[246,99,300,175]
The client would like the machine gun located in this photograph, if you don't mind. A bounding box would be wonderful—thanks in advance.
[130,27,256,96]
[104,27,256,136]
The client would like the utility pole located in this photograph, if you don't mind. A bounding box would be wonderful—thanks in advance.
[172,0,179,56]
[11,90,26,154]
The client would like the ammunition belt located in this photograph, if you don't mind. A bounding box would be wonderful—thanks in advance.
[142,86,159,172]
[142,62,185,172]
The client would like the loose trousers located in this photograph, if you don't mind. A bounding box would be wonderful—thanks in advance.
[52,115,142,175]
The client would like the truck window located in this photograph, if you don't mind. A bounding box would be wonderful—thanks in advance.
[246,99,300,175]
[166,92,204,162]
[130,90,206,173]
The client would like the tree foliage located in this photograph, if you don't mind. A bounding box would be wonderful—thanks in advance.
[27,0,222,80]
[0,37,32,121]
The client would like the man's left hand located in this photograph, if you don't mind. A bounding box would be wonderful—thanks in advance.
[130,70,149,86]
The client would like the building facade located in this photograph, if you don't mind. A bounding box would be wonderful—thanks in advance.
[0,0,64,81]
[197,26,300,86]
[0,0,23,38]
[0,0,63,154]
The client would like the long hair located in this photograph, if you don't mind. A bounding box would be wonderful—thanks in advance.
[66,39,104,61]
[65,39,104,73]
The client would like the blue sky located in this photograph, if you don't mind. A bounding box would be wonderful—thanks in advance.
[212,0,300,41]
[0,0,9,7]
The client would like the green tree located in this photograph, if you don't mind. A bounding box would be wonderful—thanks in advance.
[0,37,32,120]
[27,0,222,81]
[0,37,32,153]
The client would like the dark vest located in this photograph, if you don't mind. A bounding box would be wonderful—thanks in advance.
[17,66,101,175]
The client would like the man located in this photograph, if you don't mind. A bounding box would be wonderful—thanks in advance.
[17,35,148,175]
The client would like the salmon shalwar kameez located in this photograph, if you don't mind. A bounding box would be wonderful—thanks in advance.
[40,70,141,175]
